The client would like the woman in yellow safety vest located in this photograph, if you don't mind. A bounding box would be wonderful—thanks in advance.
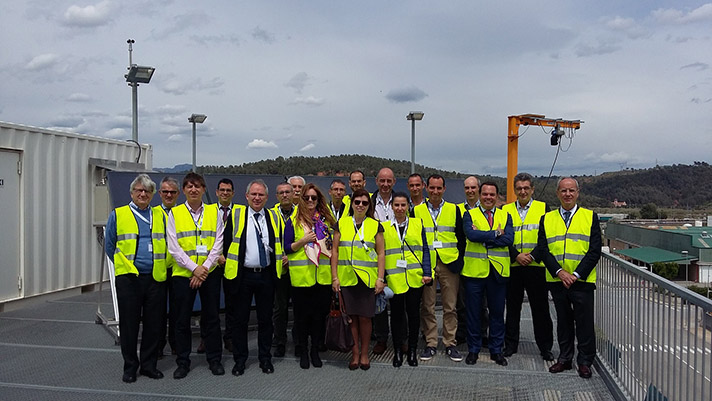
[283,183,336,369]
[331,188,385,371]
[383,192,432,368]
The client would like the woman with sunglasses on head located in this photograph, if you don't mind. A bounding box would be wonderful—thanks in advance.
[283,183,336,369]
[383,192,432,367]
[331,188,386,370]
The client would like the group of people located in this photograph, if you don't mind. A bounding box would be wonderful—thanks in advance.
[105,168,601,383]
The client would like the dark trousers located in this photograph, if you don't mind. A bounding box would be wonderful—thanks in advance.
[549,283,596,366]
[291,284,330,350]
[116,273,166,375]
[373,305,390,343]
[272,271,296,347]
[231,268,275,364]
[463,269,507,354]
[173,271,222,368]
[389,287,423,349]
[504,266,553,354]
[221,267,234,342]
[158,270,176,353]
[457,279,490,345]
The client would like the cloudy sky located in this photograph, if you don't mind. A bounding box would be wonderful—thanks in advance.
[1,1,711,176]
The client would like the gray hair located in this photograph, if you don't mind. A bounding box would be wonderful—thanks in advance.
[287,175,305,186]
[276,181,293,191]
[513,172,533,188]
[557,177,579,190]
[130,174,156,194]
[160,176,179,189]
[246,179,269,195]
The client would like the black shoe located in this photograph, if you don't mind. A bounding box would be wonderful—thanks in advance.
[490,353,508,366]
[300,353,310,369]
[260,360,275,374]
[232,361,246,376]
[465,352,478,365]
[541,351,555,361]
[274,344,286,357]
[407,348,418,366]
[209,361,225,376]
[173,365,189,379]
[310,349,323,368]
[197,340,206,354]
[392,348,403,368]
[224,338,233,353]
[122,372,137,383]
[139,368,164,379]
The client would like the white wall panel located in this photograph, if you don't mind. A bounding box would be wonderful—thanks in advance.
[0,121,152,301]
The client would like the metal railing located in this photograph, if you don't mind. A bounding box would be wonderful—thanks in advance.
[596,252,712,401]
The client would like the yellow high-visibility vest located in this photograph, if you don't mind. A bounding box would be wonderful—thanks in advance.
[113,205,167,281]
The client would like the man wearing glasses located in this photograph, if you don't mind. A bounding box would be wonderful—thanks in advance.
[271,181,297,358]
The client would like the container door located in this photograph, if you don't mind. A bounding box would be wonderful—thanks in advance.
[0,150,21,301]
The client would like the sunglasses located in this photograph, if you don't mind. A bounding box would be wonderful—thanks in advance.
[160,190,178,195]
[352,199,369,206]
[302,195,318,201]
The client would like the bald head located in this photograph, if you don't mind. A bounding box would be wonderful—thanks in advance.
[377,167,395,198]
[464,175,480,204]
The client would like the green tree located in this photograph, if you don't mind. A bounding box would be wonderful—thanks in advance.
[652,262,679,280]
[639,203,667,219]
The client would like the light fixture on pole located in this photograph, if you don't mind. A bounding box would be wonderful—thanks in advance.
[124,39,155,143]
[406,111,424,174]
[188,114,207,172]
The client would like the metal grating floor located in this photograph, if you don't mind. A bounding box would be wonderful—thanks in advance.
[0,290,616,401]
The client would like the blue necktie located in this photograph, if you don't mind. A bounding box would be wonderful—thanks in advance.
[563,210,571,225]
[254,213,268,267]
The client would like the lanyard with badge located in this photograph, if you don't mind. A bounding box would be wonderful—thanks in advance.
[330,202,341,221]
[130,204,153,252]
[428,204,443,249]
[191,207,208,256]
[353,217,377,260]
[395,219,409,269]
[253,211,274,253]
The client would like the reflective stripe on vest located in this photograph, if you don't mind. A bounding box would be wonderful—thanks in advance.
[172,203,218,278]
[336,217,380,288]
[413,202,459,264]
[113,205,167,281]
[543,207,596,283]
[501,200,546,267]
[462,208,511,278]
[383,218,426,294]
[288,216,333,287]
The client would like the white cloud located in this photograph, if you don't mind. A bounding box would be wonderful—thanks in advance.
[158,77,225,96]
[104,128,127,139]
[167,134,183,142]
[62,0,113,27]
[246,139,278,149]
[299,144,315,152]
[25,54,60,71]
[67,93,93,102]
[652,4,712,24]
[291,96,324,106]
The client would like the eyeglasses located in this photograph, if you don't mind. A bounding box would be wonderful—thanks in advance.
[132,188,151,194]
[218,188,233,193]
[160,190,178,195]
[302,195,318,201]
[278,190,292,195]
[352,199,369,206]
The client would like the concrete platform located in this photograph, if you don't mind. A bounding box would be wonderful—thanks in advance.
[0,289,615,400]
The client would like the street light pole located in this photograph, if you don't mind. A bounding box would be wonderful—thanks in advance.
[124,39,155,143]
[406,111,424,174]
[188,114,207,173]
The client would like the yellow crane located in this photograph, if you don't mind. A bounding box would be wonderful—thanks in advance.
[506,114,583,203]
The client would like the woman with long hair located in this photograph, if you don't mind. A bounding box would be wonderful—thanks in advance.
[283,183,336,369]
[331,188,385,370]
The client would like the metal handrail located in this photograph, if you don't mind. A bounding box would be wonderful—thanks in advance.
[596,252,712,401]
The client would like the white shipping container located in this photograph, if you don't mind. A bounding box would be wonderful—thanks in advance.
[0,121,152,305]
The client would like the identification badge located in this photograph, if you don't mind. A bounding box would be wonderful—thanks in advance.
[369,249,378,259]
[147,243,152,252]
[196,245,208,255]
[433,241,443,249]
[396,259,407,268]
